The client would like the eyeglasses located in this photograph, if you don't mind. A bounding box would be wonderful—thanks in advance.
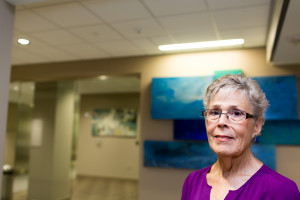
[202,109,255,122]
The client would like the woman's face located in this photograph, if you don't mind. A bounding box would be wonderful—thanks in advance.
[205,90,262,157]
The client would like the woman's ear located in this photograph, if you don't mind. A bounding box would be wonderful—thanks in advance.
[253,118,263,136]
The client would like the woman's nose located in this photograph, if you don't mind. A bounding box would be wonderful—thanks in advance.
[217,113,229,126]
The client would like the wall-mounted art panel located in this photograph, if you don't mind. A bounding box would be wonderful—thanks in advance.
[251,144,276,170]
[260,120,300,145]
[92,108,137,137]
[252,75,298,120]
[151,76,213,119]
[144,140,276,170]
[144,140,216,169]
[174,119,207,140]
[214,69,243,80]
[174,119,300,146]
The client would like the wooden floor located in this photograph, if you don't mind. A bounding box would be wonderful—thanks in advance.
[13,176,138,200]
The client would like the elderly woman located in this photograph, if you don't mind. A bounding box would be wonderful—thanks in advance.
[181,74,300,200]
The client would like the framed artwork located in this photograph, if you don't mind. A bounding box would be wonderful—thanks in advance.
[92,108,137,137]
[144,140,275,170]
[151,76,212,119]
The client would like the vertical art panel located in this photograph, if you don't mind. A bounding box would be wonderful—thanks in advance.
[252,75,298,120]
[144,140,276,170]
[174,119,207,140]
[151,76,213,119]
[260,120,300,145]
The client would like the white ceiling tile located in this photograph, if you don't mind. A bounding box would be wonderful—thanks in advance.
[69,24,122,42]
[111,19,166,39]
[171,33,218,43]
[94,40,143,56]
[82,0,151,23]
[129,38,161,54]
[13,44,77,62]
[207,0,270,10]
[14,10,57,33]
[33,2,102,28]
[13,32,50,49]
[219,29,243,40]
[158,13,215,35]
[150,35,176,45]
[110,50,146,57]
[213,5,270,31]
[59,44,110,59]
[12,48,53,64]
[23,0,74,8]
[32,47,77,61]
[142,0,207,16]
[242,27,267,47]
[220,26,267,47]
[31,29,84,46]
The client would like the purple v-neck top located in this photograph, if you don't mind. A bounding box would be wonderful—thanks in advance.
[181,165,300,200]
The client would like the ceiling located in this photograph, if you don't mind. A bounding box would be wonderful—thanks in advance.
[10,0,274,66]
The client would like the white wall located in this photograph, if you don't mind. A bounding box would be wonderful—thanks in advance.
[76,93,140,180]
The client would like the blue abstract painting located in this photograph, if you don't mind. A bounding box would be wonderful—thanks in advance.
[174,119,300,145]
[251,144,276,170]
[151,76,213,119]
[259,120,300,145]
[252,75,298,120]
[174,119,207,140]
[144,140,275,170]
[144,140,216,169]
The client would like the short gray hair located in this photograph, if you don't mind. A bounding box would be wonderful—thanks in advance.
[203,74,269,123]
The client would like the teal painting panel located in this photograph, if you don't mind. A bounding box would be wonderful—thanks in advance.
[252,75,298,120]
[251,144,276,170]
[144,140,216,169]
[260,120,300,145]
[214,69,243,80]
[151,76,213,119]
[144,140,275,170]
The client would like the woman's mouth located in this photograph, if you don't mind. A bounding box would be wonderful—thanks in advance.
[214,135,234,142]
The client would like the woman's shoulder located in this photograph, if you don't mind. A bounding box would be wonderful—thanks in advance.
[256,165,300,198]
[259,165,297,186]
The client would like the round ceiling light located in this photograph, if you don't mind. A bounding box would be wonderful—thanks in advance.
[17,38,30,45]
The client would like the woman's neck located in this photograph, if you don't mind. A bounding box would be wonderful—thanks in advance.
[211,148,262,178]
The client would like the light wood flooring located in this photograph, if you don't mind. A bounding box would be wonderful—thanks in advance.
[12,176,138,200]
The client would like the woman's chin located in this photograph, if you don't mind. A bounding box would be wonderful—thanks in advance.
[211,146,237,157]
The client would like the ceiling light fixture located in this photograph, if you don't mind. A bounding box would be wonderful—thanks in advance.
[158,39,244,51]
[98,75,108,80]
[17,38,30,45]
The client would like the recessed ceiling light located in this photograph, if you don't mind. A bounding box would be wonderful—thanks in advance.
[13,85,19,91]
[17,38,30,45]
[98,75,108,80]
[158,39,244,51]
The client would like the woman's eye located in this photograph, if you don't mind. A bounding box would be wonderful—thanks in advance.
[231,110,243,116]
[210,110,220,116]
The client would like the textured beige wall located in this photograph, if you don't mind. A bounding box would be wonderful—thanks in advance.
[77,93,140,179]
[11,48,300,199]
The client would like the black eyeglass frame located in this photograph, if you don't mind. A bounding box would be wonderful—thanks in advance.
[202,109,256,121]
